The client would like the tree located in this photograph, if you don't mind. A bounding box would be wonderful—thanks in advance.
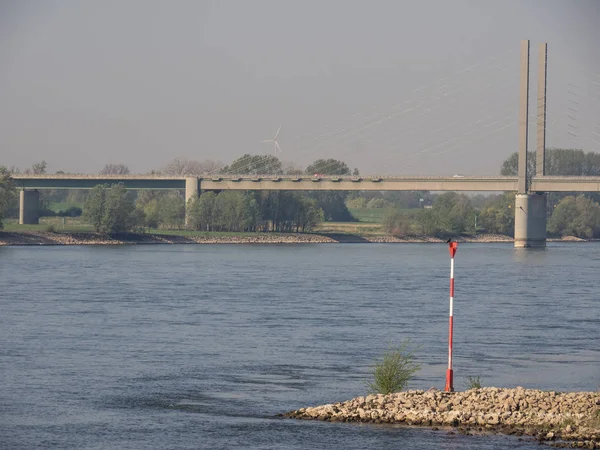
[346,197,369,208]
[30,160,47,174]
[198,191,217,231]
[100,164,130,175]
[305,158,351,175]
[156,193,185,229]
[304,159,355,221]
[383,191,431,209]
[478,193,515,236]
[500,148,600,177]
[417,208,440,236]
[548,196,600,238]
[83,183,140,233]
[83,185,107,232]
[282,161,303,175]
[243,195,261,231]
[500,148,600,213]
[186,190,322,233]
[186,194,202,230]
[161,158,224,176]
[500,151,535,178]
[102,184,137,233]
[294,196,323,232]
[0,166,16,229]
[412,193,476,236]
[309,191,356,221]
[383,208,414,236]
[429,192,475,235]
[214,191,247,231]
[223,154,283,175]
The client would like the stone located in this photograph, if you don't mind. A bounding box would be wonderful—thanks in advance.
[284,387,600,445]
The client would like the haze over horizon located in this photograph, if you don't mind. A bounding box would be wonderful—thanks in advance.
[1,0,599,175]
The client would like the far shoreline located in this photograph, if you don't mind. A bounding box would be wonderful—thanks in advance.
[0,230,594,246]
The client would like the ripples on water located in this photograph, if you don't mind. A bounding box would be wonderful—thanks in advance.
[1,243,599,449]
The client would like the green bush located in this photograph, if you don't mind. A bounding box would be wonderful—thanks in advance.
[57,206,83,217]
[346,197,368,208]
[366,340,421,395]
[366,198,389,209]
[465,376,482,390]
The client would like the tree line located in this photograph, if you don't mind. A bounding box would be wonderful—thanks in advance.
[81,184,324,234]
[4,148,600,238]
[187,191,323,233]
[382,148,600,239]
[383,190,600,239]
[1,156,358,231]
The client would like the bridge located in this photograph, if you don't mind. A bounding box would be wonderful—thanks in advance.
[8,41,599,248]
[12,174,600,193]
[12,173,600,240]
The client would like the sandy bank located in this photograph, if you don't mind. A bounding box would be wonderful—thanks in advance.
[284,387,600,448]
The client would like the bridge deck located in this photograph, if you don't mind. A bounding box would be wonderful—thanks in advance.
[10,175,600,192]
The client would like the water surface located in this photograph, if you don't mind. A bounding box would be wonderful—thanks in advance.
[1,243,599,449]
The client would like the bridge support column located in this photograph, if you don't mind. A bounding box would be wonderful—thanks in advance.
[19,190,40,225]
[514,193,546,248]
[185,177,199,226]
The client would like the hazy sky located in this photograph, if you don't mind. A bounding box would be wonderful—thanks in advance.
[1,0,599,175]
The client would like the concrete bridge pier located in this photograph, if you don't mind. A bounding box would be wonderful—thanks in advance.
[514,193,547,248]
[19,190,40,224]
[185,177,199,226]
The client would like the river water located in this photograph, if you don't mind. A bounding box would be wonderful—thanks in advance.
[1,243,599,449]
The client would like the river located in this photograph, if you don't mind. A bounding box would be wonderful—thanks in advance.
[1,243,599,449]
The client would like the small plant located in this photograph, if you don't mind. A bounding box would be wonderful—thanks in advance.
[589,408,600,429]
[366,339,421,395]
[560,416,576,428]
[465,376,482,390]
[45,224,56,233]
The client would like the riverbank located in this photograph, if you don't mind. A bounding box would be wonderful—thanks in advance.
[0,230,591,246]
[284,387,600,448]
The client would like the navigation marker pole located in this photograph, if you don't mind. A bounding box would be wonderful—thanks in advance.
[445,241,458,392]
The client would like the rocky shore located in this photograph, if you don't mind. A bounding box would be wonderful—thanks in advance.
[0,231,336,246]
[284,387,600,448]
[0,231,591,246]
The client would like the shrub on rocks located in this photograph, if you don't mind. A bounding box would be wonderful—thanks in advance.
[366,339,421,395]
[466,376,482,390]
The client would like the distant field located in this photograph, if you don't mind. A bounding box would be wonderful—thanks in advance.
[313,221,385,236]
[3,217,92,232]
[349,207,415,223]
[2,220,269,238]
[348,208,387,223]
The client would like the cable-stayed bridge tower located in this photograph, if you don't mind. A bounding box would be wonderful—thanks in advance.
[514,40,548,248]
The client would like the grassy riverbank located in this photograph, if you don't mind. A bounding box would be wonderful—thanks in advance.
[0,218,590,245]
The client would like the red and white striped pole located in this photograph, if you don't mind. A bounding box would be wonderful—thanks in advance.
[445,241,458,392]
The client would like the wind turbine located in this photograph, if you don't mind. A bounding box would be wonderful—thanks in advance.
[260,125,282,156]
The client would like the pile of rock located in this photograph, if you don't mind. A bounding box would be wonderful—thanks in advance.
[0,231,127,246]
[284,387,600,448]
[187,233,336,244]
[0,231,338,246]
